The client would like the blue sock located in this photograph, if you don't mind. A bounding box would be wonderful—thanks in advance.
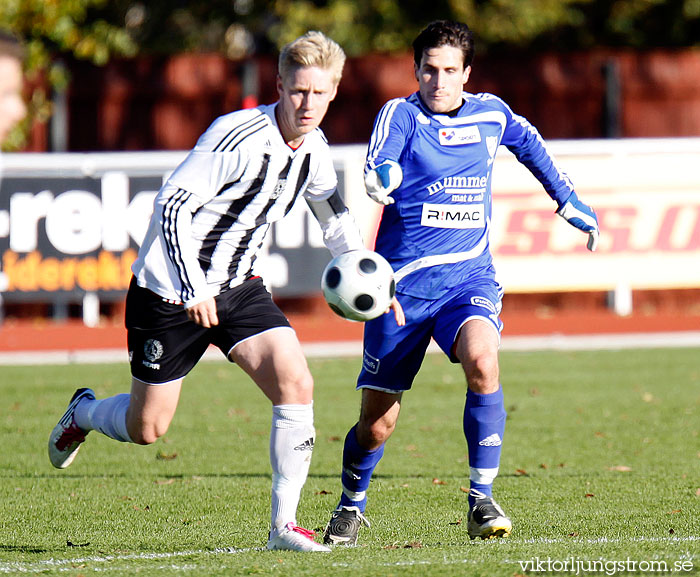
[464,387,506,508]
[338,425,385,512]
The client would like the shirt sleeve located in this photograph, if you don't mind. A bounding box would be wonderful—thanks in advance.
[167,115,249,206]
[302,135,338,201]
[306,190,364,256]
[148,185,220,307]
[304,134,364,255]
[497,96,575,207]
[365,98,412,173]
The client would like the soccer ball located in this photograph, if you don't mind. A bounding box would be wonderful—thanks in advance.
[321,249,395,322]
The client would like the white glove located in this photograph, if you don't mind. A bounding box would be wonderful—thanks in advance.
[365,160,403,205]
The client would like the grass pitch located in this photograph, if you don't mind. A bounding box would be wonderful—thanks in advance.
[1,347,698,575]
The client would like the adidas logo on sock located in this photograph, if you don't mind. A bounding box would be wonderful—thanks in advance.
[478,433,502,447]
[342,467,361,481]
[293,438,315,451]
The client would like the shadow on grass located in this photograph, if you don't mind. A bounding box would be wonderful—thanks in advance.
[2,471,524,481]
[0,545,51,553]
[1,471,588,483]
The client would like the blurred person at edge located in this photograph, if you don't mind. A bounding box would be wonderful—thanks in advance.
[0,31,27,306]
[0,30,26,147]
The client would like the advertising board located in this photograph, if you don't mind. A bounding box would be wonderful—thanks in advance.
[1,139,698,310]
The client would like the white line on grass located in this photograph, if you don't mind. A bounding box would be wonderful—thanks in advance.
[0,547,260,574]
[1,536,696,574]
[1,331,700,365]
[516,535,700,546]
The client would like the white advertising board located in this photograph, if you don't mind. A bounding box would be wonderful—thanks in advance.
[336,139,700,294]
[490,138,700,292]
[1,138,698,303]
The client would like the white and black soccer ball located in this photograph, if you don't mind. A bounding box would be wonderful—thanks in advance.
[321,250,395,322]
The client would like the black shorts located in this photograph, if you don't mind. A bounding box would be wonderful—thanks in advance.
[125,276,291,384]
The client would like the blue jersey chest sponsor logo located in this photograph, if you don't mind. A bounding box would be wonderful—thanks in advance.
[427,175,488,196]
[421,203,485,229]
[438,125,481,146]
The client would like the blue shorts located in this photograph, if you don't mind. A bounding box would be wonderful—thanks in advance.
[358,280,503,393]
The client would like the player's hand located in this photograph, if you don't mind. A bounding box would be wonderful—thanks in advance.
[365,160,403,205]
[186,297,219,328]
[385,296,405,327]
[557,192,600,252]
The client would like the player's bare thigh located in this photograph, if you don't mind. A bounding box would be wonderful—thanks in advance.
[229,326,313,405]
[126,376,183,444]
[454,318,500,394]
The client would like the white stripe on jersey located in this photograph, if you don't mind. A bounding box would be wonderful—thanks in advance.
[511,112,575,192]
[367,98,404,172]
[485,93,575,194]
[393,219,490,283]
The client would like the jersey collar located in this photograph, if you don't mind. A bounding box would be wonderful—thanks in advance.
[414,91,468,120]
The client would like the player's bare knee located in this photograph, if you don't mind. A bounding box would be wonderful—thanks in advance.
[134,429,162,445]
[296,369,314,396]
[357,417,394,449]
[128,422,168,445]
[277,367,314,404]
[463,353,499,393]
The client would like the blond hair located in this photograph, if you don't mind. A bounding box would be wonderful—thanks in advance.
[278,31,346,85]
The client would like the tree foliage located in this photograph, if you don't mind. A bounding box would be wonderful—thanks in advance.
[0,0,136,149]
[2,0,699,67]
[263,0,700,54]
[2,0,699,73]
[64,0,700,58]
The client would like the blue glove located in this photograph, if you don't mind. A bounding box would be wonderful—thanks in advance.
[365,160,403,205]
[557,192,600,252]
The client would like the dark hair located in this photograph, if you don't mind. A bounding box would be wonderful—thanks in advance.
[412,20,474,69]
[0,30,25,61]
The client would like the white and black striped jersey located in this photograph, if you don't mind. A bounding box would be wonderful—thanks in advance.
[132,103,363,307]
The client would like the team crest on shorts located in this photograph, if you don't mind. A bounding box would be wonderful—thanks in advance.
[143,339,164,369]
[144,339,163,362]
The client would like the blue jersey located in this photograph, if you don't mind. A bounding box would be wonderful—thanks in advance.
[366,91,575,299]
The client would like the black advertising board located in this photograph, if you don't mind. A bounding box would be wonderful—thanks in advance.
[0,152,344,302]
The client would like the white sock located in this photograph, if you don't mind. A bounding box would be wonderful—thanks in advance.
[269,403,315,532]
[75,394,133,443]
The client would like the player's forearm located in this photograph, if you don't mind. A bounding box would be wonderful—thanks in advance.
[320,211,364,256]
[307,192,364,256]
